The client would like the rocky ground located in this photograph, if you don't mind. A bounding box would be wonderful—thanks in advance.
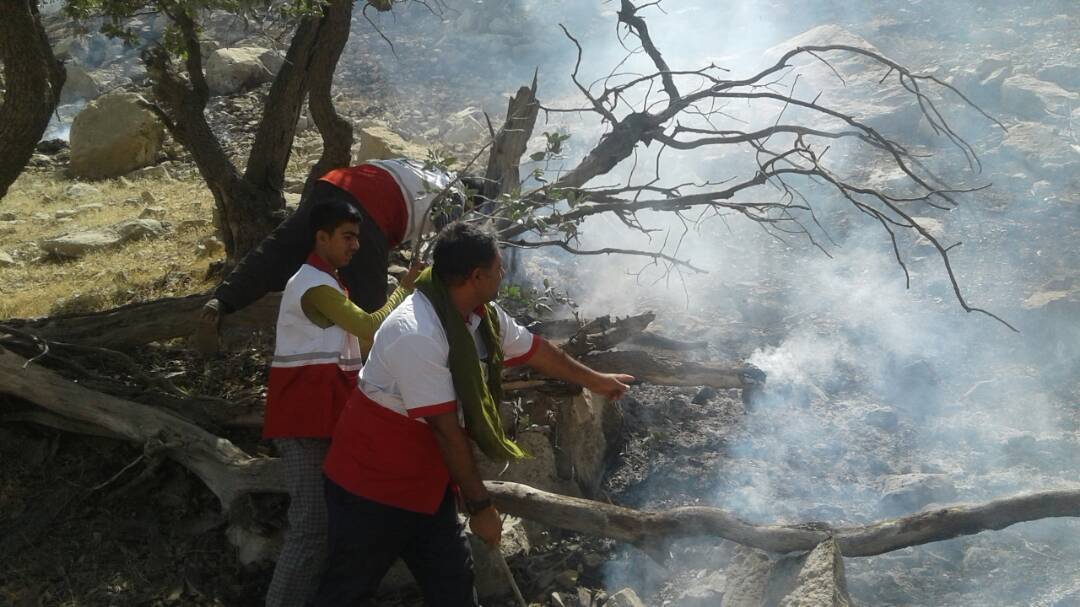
[2,1,1079,606]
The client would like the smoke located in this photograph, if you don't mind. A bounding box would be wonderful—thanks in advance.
[42,101,87,143]
[339,1,1080,603]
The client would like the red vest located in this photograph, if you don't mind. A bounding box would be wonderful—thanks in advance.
[323,390,451,514]
[263,255,363,439]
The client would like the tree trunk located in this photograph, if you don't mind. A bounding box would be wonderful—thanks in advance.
[305,0,355,184]
[485,73,540,201]
[142,3,353,263]
[4,292,280,348]
[0,0,65,200]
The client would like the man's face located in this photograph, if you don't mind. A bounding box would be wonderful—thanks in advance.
[317,221,361,269]
[473,251,505,304]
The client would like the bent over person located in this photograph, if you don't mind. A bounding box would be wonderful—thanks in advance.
[263,198,421,607]
[312,222,635,606]
[196,158,476,352]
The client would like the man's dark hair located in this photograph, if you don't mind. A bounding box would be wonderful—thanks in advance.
[309,198,363,237]
[433,221,498,285]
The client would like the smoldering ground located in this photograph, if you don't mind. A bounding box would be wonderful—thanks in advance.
[354,1,1079,605]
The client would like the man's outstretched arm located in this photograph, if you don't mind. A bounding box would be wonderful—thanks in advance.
[524,339,635,400]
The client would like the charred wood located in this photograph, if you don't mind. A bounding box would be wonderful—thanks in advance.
[627,330,708,351]
[581,350,764,390]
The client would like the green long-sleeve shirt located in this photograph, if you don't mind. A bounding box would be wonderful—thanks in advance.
[300,284,411,353]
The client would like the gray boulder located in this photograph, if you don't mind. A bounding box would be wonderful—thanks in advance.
[879,473,957,515]
[674,571,727,607]
[204,47,282,95]
[40,218,167,259]
[1000,74,1078,120]
[556,389,619,497]
[61,62,102,102]
[0,250,16,267]
[606,588,647,607]
[476,429,580,497]
[70,91,166,179]
[720,539,853,607]
[1037,63,1080,90]
[996,121,1080,180]
[775,539,852,607]
[225,522,281,567]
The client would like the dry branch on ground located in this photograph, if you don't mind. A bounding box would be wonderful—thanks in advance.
[485,481,1080,558]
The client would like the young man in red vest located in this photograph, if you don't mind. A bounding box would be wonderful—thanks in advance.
[312,222,634,606]
[264,198,422,607]
[196,158,480,353]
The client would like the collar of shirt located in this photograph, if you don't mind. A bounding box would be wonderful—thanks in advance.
[306,252,349,294]
[463,305,487,331]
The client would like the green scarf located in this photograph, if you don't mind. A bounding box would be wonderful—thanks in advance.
[414,268,527,461]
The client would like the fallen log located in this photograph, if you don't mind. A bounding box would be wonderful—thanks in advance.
[0,345,282,513]
[562,312,657,357]
[485,481,1080,558]
[5,293,281,348]
[5,340,1074,560]
[627,330,708,351]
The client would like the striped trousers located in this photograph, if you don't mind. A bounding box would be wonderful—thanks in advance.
[266,438,330,607]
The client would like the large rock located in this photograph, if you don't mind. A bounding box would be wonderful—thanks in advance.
[61,62,102,102]
[879,473,958,515]
[995,121,1080,180]
[774,539,852,607]
[476,429,580,497]
[556,390,619,497]
[720,540,853,607]
[204,47,282,95]
[40,218,167,259]
[606,588,647,607]
[1000,73,1078,120]
[1037,63,1080,91]
[674,571,727,607]
[353,123,430,162]
[225,522,281,567]
[70,91,165,179]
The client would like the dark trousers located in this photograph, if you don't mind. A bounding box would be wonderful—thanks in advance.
[214,181,391,314]
[312,478,478,607]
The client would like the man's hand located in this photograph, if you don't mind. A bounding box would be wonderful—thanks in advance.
[468,505,502,546]
[400,259,428,290]
[194,298,223,354]
[588,373,635,400]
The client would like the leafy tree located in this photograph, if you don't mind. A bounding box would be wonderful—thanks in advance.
[58,0,396,261]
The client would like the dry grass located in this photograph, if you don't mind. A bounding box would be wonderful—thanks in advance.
[0,169,223,320]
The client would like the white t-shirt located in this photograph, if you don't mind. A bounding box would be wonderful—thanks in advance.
[358,291,539,420]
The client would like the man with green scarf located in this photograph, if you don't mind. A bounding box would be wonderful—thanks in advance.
[315,222,634,606]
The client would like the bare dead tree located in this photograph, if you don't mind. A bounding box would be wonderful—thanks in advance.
[473,0,1014,330]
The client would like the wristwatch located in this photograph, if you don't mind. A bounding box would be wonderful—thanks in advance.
[465,496,493,515]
